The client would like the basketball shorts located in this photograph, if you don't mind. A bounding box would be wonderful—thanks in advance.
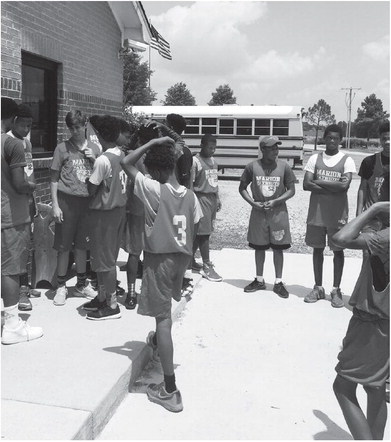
[195,192,218,236]
[1,223,30,276]
[89,206,125,272]
[53,192,91,252]
[305,224,343,251]
[121,212,144,256]
[137,252,191,319]
[247,206,291,247]
[335,308,389,387]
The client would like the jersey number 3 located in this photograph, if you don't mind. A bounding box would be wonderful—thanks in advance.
[173,215,187,246]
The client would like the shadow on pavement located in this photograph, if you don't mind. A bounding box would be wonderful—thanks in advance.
[313,409,352,440]
[103,340,147,360]
[223,278,252,290]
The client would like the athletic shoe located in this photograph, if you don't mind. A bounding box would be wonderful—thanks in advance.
[191,260,203,272]
[181,277,194,297]
[201,262,222,282]
[18,290,32,311]
[124,293,137,310]
[304,285,325,303]
[86,304,121,320]
[74,282,97,299]
[244,278,266,292]
[273,282,289,299]
[82,296,106,312]
[146,331,158,350]
[2,320,43,345]
[330,288,344,308]
[146,382,183,413]
[53,285,68,306]
[28,287,41,298]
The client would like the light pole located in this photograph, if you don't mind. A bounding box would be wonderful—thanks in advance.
[341,87,361,149]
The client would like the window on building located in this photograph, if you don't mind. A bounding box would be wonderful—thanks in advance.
[272,119,289,136]
[201,117,217,135]
[184,117,200,134]
[218,118,234,135]
[22,52,58,156]
[254,119,271,136]
[237,118,253,136]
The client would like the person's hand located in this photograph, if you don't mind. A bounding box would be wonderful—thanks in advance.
[52,206,63,223]
[252,201,264,211]
[154,136,175,147]
[263,199,278,210]
[217,198,222,212]
[340,175,349,183]
[82,147,96,160]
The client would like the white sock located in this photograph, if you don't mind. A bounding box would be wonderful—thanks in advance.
[275,278,282,284]
[3,304,20,328]
[256,276,264,282]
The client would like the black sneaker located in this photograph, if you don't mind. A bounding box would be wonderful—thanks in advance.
[124,293,137,310]
[82,296,106,312]
[86,304,121,320]
[244,278,266,292]
[273,282,289,299]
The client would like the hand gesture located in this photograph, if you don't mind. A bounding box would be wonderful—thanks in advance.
[263,199,277,210]
[252,201,264,211]
[52,205,63,223]
[82,147,96,160]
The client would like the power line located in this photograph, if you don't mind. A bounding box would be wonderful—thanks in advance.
[341,87,361,149]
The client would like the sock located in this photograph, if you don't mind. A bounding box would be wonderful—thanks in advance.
[256,275,264,282]
[57,274,67,287]
[128,283,136,297]
[152,332,157,347]
[76,272,87,288]
[164,374,177,393]
[275,278,282,284]
[4,304,20,328]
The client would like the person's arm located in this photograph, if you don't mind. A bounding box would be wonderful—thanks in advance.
[239,177,264,211]
[313,172,352,193]
[333,202,390,249]
[121,136,175,180]
[356,177,368,216]
[263,181,295,210]
[303,171,329,193]
[11,167,35,194]
[50,170,63,222]
[87,179,99,197]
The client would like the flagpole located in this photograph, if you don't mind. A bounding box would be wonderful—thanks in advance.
[148,43,151,89]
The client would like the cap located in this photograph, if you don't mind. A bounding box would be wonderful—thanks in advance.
[259,135,282,148]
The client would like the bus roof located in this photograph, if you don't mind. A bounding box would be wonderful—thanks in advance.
[130,105,303,118]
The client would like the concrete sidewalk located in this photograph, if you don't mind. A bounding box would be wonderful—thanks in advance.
[1,248,200,440]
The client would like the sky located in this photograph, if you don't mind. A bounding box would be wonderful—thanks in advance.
[141,0,390,122]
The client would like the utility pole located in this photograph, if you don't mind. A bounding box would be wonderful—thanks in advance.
[341,87,361,149]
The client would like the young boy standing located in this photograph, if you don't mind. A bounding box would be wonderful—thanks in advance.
[332,184,389,440]
[192,133,222,282]
[303,124,356,307]
[121,136,202,413]
[239,135,296,298]
[82,115,127,320]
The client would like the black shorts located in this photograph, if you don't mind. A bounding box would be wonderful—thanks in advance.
[249,243,291,251]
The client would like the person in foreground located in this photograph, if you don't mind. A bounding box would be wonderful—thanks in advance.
[121,136,202,413]
[332,177,389,440]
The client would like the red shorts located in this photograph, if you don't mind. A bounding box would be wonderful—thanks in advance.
[1,223,30,276]
[305,224,343,251]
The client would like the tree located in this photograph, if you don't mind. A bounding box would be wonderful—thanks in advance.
[162,82,196,105]
[123,52,157,106]
[305,99,336,149]
[354,94,389,146]
[208,84,236,106]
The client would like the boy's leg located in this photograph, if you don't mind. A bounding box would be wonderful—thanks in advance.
[364,384,388,440]
[125,253,139,309]
[273,249,283,279]
[198,234,210,264]
[18,272,32,311]
[313,248,324,287]
[199,234,222,282]
[155,316,175,382]
[2,275,21,328]
[333,374,373,439]
[333,250,344,287]
[54,250,70,305]
[255,249,266,278]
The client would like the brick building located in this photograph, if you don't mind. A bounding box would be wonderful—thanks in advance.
[1,1,152,205]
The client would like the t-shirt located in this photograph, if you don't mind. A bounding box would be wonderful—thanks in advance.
[304,151,356,175]
[358,153,389,180]
[1,133,30,229]
[193,154,219,194]
[51,139,100,197]
[7,132,35,184]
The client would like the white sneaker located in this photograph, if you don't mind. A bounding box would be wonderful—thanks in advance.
[53,285,67,306]
[2,320,43,345]
[74,282,97,299]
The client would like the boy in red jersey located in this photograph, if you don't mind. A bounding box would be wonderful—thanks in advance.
[121,136,202,413]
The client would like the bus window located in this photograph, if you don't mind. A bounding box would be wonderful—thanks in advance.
[254,119,271,136]
[201,118,217,134]
[184,117,200,134]
[219,118,234,135]
[237,118,252,136]
[273,119,289,136]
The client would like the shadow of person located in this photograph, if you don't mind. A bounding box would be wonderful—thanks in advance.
[223,278,253,290]
[313,409,352,440]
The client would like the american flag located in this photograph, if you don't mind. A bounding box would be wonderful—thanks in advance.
[150,24,172,60]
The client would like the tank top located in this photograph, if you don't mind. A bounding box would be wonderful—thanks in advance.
[193,154,218,194]
[307,153,348,228]
[144,184,196,255]
[89,151,127,210]
[364,152,385,210]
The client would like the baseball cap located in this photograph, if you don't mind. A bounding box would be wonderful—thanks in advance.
[259,135,282,148]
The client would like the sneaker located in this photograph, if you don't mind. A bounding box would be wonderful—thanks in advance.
[146,382,183,413]
[191,260,203,272]
[146,331,158,350]
[53,285,68,306]
[304,285,325,303]
[28,287,41,298]
[273,282,289,299]
[2,320,43,345]
[74,282,97,299]
[18,289,32,311]
[330,288,344,308]
[181,277,194,296]
[86,304,121,320]
[200,262,222,282]
[82,296,106,312]
[124,293,137,310]
[244,278,266,292]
